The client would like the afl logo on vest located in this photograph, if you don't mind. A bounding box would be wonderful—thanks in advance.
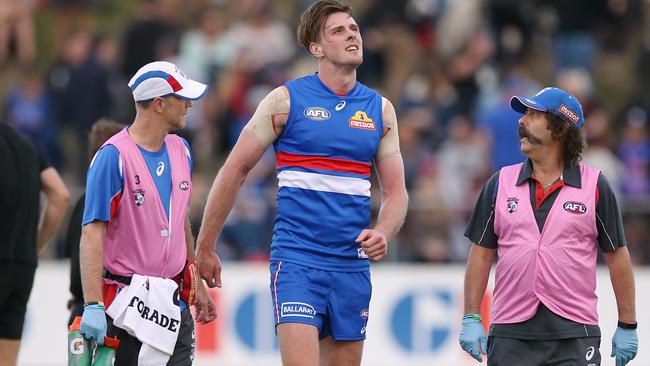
[179,180,190,191]
[304,107,331,121]
[563,201,587,214]
[133,189,145,206]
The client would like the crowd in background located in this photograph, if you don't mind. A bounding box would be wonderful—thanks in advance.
[1,0,649,265]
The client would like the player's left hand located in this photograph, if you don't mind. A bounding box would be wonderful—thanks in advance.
[611,326,638,365]
[355,229,388,261]
[194,280,217,324]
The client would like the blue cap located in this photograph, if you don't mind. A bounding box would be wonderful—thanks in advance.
[510,87,584,128]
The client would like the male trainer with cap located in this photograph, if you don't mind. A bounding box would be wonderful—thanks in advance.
[79,61,216,364]
[460,87,638,365]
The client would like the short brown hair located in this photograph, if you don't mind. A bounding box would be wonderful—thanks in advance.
[297,0,352,51]
[89,119,126,157]
[547,113,585,166]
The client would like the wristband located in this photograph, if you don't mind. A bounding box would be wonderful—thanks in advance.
[463,313,482,321]
[617,320,637,329]
[84,301,105,308]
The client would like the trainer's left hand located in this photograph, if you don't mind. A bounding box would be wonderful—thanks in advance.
[355,229,388,261]
[611,326,638,366]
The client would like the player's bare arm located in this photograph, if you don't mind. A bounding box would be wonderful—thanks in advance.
[356,98,408,261]
[196,86,290,287]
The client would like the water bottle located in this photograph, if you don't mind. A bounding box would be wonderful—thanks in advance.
[68,316,91,366]
[91,336,120,366]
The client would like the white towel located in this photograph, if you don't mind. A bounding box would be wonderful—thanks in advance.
[106,274,181,365]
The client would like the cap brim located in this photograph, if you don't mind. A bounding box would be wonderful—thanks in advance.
[174,79,208,101]
[510,96,547,114]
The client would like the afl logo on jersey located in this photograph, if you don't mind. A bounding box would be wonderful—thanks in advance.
[349,111,376,130]
[304,107,331,121]
[360,309,369,319]
[564,201,587,214]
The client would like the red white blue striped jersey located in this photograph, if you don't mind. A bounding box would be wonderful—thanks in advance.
[271,74,383,271]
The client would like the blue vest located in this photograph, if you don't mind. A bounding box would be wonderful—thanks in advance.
[271,74,383,271]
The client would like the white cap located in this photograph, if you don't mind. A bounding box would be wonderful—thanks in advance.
[128,61,208,102]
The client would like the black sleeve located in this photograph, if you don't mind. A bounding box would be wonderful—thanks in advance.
[37,148,51,173]
[595,173,627,252]
[464,171,500,248]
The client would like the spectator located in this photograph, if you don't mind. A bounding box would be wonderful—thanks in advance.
[120,0,182,80]
[617,106,650,200]
[0,0,36,65]
[4,64,62,169]
[48,28,113,181]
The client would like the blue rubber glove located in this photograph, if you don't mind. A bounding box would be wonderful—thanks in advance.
[80,304,107,345]
[611,326,638,366]
[459,313,487,362]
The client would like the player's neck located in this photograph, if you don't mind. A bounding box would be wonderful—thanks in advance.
[317,64,357,95]
[129,116,168,151]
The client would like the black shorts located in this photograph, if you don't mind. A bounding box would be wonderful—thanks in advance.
[0,266,35,339]
[107,307,195,366]
[487,336,601,366]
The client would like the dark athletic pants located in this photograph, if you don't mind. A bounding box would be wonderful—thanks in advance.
[487,336,602,366]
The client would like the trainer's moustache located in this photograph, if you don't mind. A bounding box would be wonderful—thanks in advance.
[518,126,542,145]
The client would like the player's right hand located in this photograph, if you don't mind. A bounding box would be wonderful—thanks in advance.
[80,304,107,345]
[355,228,388,260]
[196,249,223,288]
[459,313,487,362]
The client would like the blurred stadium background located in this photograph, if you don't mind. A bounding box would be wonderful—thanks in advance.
[1,0,649,364]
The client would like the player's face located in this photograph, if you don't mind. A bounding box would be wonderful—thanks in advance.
[318,12,363,67]
[518,108,554,155]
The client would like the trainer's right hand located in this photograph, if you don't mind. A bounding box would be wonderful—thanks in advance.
[196,248,222,288]
[611,326,638,366]
[459,313,487,362]
[80,304,107,345]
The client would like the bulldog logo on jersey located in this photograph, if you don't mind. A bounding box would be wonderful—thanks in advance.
[506,197,519,213]
[133,189,145,206]
[349,111,376,130]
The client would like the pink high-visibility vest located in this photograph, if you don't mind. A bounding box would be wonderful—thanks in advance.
[101,129,191,279]
[492,162,600,325]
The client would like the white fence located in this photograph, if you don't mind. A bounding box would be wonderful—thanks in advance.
[18,261,650,365]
